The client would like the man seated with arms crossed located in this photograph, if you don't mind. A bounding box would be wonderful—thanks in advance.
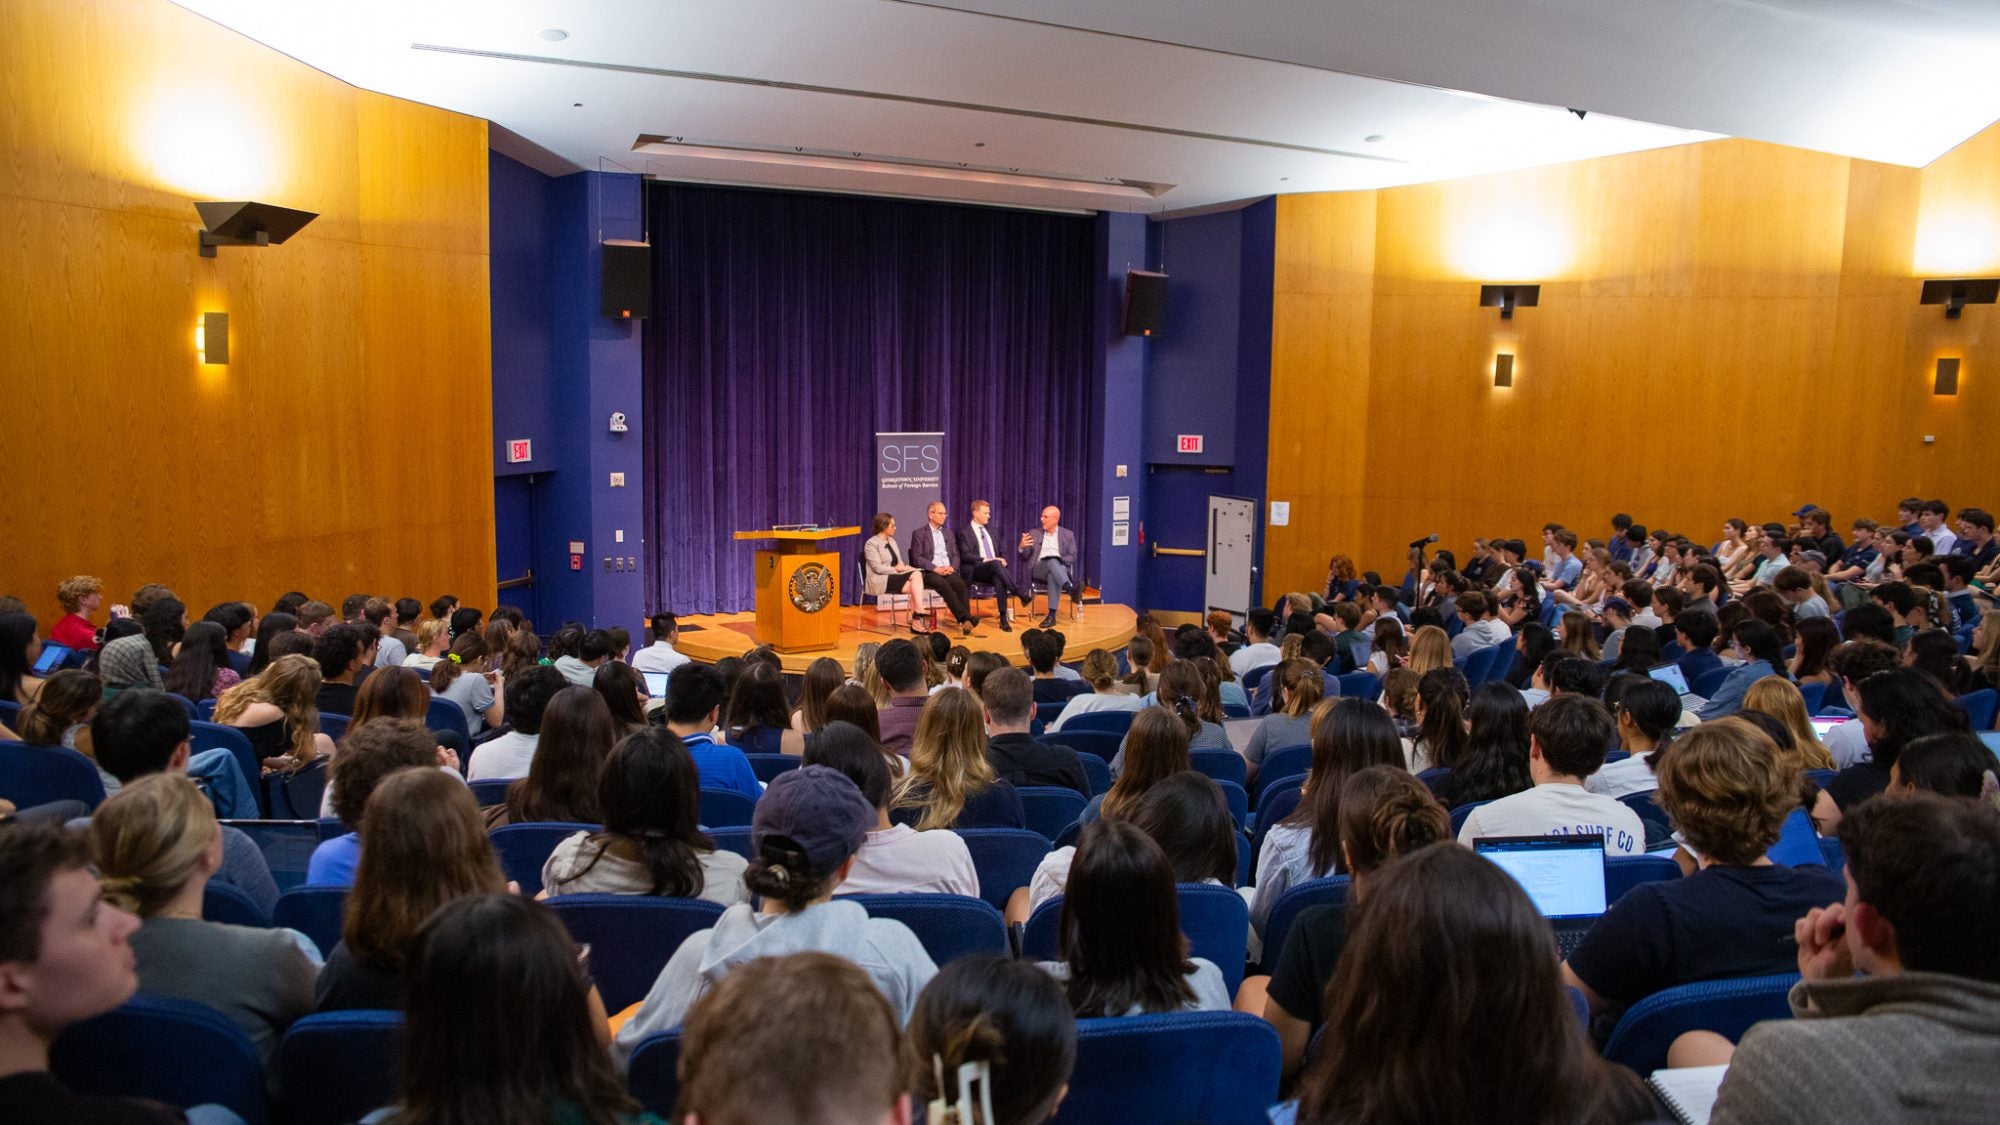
[907,501,978,638]
[0,823,195,1125]
[1457,694,1646,855]
[1018,506,1079,630]
[955,499,1024,632]
[1701,793,2000,1124]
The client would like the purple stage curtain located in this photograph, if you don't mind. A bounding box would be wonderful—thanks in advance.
[642,183,1098,615]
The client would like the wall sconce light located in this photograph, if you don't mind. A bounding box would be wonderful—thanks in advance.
[1494,353,1515,387]
[196,312,228,365]
[1479,284,1540,319]
[1919,278,1999,319]
[195,201,317,258]
[1935,357,1960,396]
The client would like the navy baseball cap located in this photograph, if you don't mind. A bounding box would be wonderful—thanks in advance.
[751,765,874,878]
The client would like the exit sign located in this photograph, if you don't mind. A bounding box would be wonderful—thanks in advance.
[506,439,533,464]
[1176,434,1204,454]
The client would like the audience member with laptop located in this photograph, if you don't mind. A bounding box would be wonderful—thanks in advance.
[1457,694,1647,855]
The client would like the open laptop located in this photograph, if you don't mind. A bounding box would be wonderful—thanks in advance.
[1646,663,1707,709]
[32,643,71,676]
[642,671,669,699]
[1474,834,1609,956]
[1810,716,1852,741]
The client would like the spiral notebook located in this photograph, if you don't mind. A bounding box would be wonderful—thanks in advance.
[1647,1064,1728,1125]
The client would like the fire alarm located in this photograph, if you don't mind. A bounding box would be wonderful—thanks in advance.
[609,411,629,433]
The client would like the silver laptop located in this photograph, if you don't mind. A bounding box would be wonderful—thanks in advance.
[1475,834,1608,956]
[1647,663,1707,708]
[642,671,669,699]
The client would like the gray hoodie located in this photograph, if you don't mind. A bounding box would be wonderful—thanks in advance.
[611,898,937,1067]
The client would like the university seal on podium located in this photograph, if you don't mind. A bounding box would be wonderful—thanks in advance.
[788,562,833,614]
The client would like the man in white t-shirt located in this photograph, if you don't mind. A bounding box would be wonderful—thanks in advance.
[464,664,565,781]
[805,722,978,897]
[1459,693,1645,855]
[630,612,691,676]
[1228,607,1282,680]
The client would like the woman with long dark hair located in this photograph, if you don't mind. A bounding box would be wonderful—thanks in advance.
[1585,677,1683,800]
[1497,566,1543,630]
[541,728,747,904]
[384,894,647,1125]
[1610,624,1662,674]
[1038,819,1229,1017]
[906,955,1076,1125]
[242,611,298,678]
[1408,667,1469,773]
[0,613,47,705]
[1437,681,1534,808]
[591,661,651,740]
[489,686,616,828]
[1816,667,1971,831]
[1250,766,1449,1076]
[1280,845,1653,1125]
[1697,618,1787,720]
[1091,706,1191,824]
[722,660,804,755]
[162,620,238,702]
[790,656,847,733]
[1508,622,1556,689]
[1249,698,1405,938]
[1788,615,1838,686]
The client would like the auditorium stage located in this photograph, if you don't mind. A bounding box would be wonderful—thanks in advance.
[673,594,1136,675]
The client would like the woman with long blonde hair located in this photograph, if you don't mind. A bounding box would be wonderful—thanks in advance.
[1407,625,1454,676]
[91,773,316,1060]
[1740,676,1836,771]
[891,689,1017,829]
[213,652,334,772]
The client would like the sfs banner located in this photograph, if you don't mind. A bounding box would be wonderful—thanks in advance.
[875,431,946,553]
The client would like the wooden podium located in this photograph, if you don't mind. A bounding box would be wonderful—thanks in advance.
[733,527,861,653]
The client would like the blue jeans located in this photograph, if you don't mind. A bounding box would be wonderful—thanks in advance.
[189,747,260,820]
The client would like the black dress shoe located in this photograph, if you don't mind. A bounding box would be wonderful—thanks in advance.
[999,614,1012,632]
[1039,614,1057,629]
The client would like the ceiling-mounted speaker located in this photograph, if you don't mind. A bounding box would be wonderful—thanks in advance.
[1123,269,1167,337]
[602,240,651,320]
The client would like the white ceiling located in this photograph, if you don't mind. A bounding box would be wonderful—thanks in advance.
[170,0,2000,214]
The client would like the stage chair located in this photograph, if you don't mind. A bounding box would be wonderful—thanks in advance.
[855,559,944,635]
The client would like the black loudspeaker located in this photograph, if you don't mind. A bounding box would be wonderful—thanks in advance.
[1123,269,1167,337]
[601,241,652,320]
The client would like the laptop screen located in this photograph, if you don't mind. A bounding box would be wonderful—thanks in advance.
[642,671,669,699]
[1474,835,1609,921]
[1981,731,2000,762]
[32,643,70,676]
[1810,717,1851,739]
[1647,663,1691,694]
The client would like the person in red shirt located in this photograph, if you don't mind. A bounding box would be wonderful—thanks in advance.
[47,576,103,653]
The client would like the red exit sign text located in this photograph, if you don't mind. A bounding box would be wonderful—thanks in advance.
[1176,434,1204,454]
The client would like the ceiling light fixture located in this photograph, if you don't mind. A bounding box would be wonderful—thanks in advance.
[539,29,569,42]
[632,135,1171,199]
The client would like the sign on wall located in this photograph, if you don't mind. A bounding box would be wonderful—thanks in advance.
[875,431,948,551]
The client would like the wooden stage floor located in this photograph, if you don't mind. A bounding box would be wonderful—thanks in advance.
[674,597,1137,675]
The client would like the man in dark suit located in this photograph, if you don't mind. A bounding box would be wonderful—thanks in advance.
[1018,505,1079,630]
[955,499,1022,632]
[907,500,976,636]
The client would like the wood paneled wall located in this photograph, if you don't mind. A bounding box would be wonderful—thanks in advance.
[0,0,494,624]
[1267,129,2000,597]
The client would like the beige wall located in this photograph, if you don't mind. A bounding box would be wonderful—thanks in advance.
[0,0,495,621]
[1267,125,2000,596]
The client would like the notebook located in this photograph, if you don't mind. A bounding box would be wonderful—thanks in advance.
[1647,1064,1728,1125]
[1473,834,1608,955]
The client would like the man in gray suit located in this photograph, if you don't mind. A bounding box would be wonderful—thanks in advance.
[1017,505,1078,630]
[907,501,976,636]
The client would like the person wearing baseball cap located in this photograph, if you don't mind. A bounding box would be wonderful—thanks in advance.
[612,766,939,1067]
